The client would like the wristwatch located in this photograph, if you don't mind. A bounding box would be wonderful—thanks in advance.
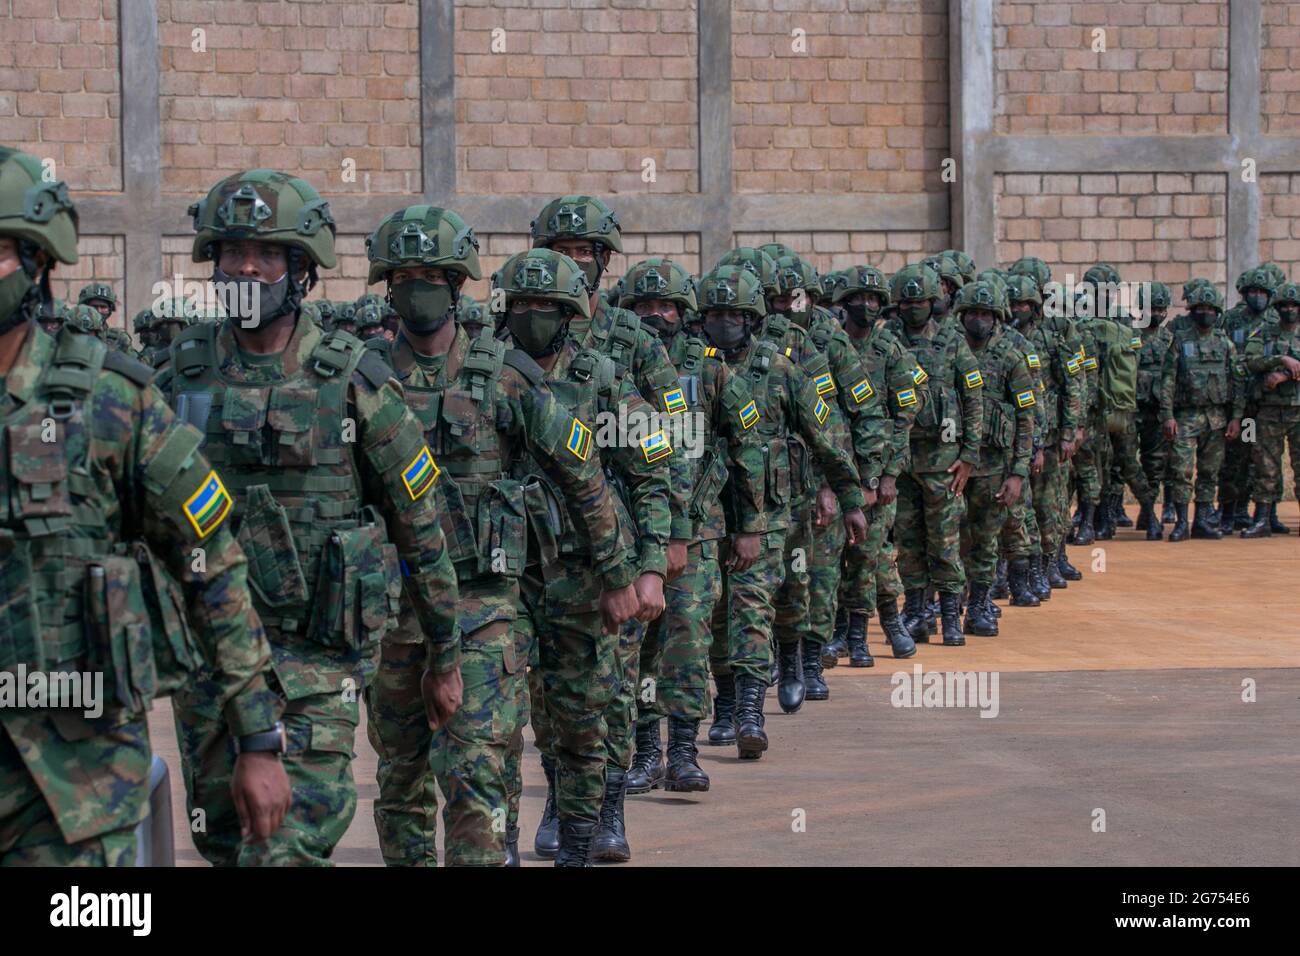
[236,721,287,755]
[865,477,880,490]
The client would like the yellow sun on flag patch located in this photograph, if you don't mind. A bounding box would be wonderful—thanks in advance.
[401,446,440,501]
[1026,353,1040,369]
[1066,356,1082,375]
[911,366,929,385]
[640,430,673,463]
[813,372,835,395]
[896,388,917,407]
[183,469,233,539]
[566,418,593,461]
[663,387,687,415]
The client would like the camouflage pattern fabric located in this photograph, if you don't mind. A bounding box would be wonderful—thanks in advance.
[1243,320,1300,503]
[709,534,786,683]
[639,540,722,723]
[1159,325,1246,504]
[1218,302,1273,506]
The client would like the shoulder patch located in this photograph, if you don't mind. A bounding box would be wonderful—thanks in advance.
[738,399,759,430]
[964,369,984,389]
[401,445,440,500]
[1025,352,1040,369]
[813,395,830,424]
[663,386,687,415]
[813,371,836,395]
[566,418,593,461]
[183,470,233,539]
[1015,389,1036,409]
[911,365,928,385]
[640,429,673,463]
[1065,356,1082,375]
[850,378,873,404]
[896,388,918,407]
[356,350,395,390]
[102,348,154,387]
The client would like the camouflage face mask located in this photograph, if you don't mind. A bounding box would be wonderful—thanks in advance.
[389,279,454,335]
[0,266,35,334]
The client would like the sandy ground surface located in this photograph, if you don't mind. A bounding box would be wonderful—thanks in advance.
[148,502,1300,866]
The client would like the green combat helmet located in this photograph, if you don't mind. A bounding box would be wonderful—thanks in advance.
[618,257,697,343]
[530,195,623,254]
[77,281,117,316]
[456,293,488,338]
[1259,262,1287,290]
[772,253,820,302]
[1135,281,1171,315]
[696,264,767,356]
[1005,273,1043,314]
[925,253,966,292]
[954,279,1000,315]
[493,248,591,357]
[1185,283,1224,314]
[66,302,104,335]
[332,300,358,333]
[833,264,891,305]
[889,262,941,304]
[943,249,977,284]
[1008,256,1052,290]
[132,306,154,336]
[314,298,336,328]
[1273,281,1300,309]
[1182,276,1214,304]
[716,247,780,301]
[820,269,847,304]
[0,146,80,333]
[354,301,387,340]
[757,241,800,264]
[1235,266,1278,296]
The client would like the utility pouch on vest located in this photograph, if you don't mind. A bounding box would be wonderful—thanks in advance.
[235,484,310,609]
[767,440,792,509]
[688,438,728,523]
[476,479,527,578]
[132,541,202,695]
[86,557,155,714]
[788,435,812,498]
[522,479,561,567]
[436,474,480,568]
[308,515,400,651]
[0,531,42,672]
[983,398,1012,449]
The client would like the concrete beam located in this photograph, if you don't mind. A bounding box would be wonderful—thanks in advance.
[987,135,1236,172]
[955,0,996,270]
[420,0,456,200]
[1226,0,1263,304]
[118,0,162,321]
[697,0,733,268]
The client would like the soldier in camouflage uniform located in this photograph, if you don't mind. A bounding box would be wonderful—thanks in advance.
[330,300,358,337]
[493,248,666,866]
[312,297,336,332]
[140,297,196,370]
[923,253,966,327]
[884,263,984,646]
[0,145,291,866]
[1133,282,1172,535]
[354,300,388,343]
[77,281,116,320]
[953,281,1035,636]
[831,264,920,664]
[619,257,766,797]
[153,170,462,866]
[698,266,864,758]
[1240,281,1300,537]
[456,292,488,339]
[1158,285,1246,541]
[359,207,632,867]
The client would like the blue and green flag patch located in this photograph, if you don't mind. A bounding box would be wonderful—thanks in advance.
[738,400,759,430]
[813,396,830,424]
[813,372,836,395]
[401,446,440,501]
[850,378,874,404]
[566,418,593,461]
[640,430,673,463]
[663,387,687,415]
[1015,389,1036,408]
[896,388,918,407]
[183,470,233,539]
[964,369,984,389]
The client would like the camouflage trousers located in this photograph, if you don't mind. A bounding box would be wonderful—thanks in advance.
[839,499,899,614]
[895,469,967,595]
[639,538,722,724]
[1137,407,1171,493]
[364,590,523,867]
[996,485,1036,562]
[1219,406,1255,502]
[1248,405,1300,503]
[1073,412,1108,504]
[174,678,359,867]
[807,496,848,648]
[1102,412,1154,503]
[0,715,145,866]
[709,531,787,684]
[1031,444,1066,558]
[960,468,1012,584]
[774,501,817,649]
[1168,406,1229,503]
[601,615,647,772]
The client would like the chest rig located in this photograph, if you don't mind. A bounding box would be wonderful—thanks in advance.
[586,306,644,377]
[898,323,960,436]
[1173,330,1231,408]
[739,339,797,514]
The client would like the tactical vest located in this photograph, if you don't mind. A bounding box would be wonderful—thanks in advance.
[894,323,961,440]
[1253,328,1300,407]
[586,306,644,377]
[167,322,399,646]
[739,339,795,515]
[1136,331,1165,406]
[1,331,199,713]
[1171,330,1232,409]
[974,334,1020,452]
[1025,325,1062,435]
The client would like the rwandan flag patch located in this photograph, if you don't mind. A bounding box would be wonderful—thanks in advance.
[640,430,673,463]
[566,418,593,461]
[964,369,984,389]
[738,400,759,430]
[850,378,873,404]
[663,387,687,415]
[401,446,440,501]
[183,470,233,539]
[1066,356,1082,375]
[911,366,929,385]
[1083,356,1098,370]
[1026,352,1041,369]
[813,396,830,424]
[1015,389,1037,409]
[896,388,918,407]
[1130,336,1141,350]
[813,372,836,395]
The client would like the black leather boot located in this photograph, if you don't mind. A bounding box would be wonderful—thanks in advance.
[505,825,520,867]
[822,608,848,668]
[876,597,917,658]
[939,592,965,646]
[625,718,664,794]
[1008,558,1040,607]
[1161,487,1176,524]
[534,755,561,859]
[902,588,929,642]
[926,590,939,635]
[1136,499,1154,533]
[708,672,737,746]
[963,582,998,636]
[1270,503,1290,534]
[990,557,1010,599]
[734,675,769,760]
[776,641,805,714]
[1218,500,1237,533]
[1191,501,1222,539]
[1241,501,1271,538]
[1031,553,1052,601]
[802,639,829,700]
[1114,495,1133,527]
[1045,550,1068,588]
[1167,502,1190,542]
[846,611,874,668]
[1057,542,1082,580]
[663,717,710,792]
[591,769,630,863]
[1139,498,1162,539]
[1094,495,1117,540]
[1072,502,1096,545]
[554,818,596,867]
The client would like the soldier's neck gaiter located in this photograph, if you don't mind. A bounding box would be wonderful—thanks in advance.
[843,302,878,329]
[0,268,35,335]
[213,267,293,328]
[390,280,454,335]
[900,302,932,330]
[1246,292,1270,314]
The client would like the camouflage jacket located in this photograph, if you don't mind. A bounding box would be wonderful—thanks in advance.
[999,324,1048,450]
[844,320,927,479]
[1158,325,1246,422]
[966,324,1036,479]
[1243,320,1300,408]
[1022,318,1083,442]
[1136,322,1170,410]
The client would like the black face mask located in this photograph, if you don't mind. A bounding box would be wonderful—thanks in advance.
[1246,292,1270,314]
[932,297,950,321]
[637,311,679,344]
[1009,306,1035,329]
[0,267,36,335]
[844,301,878,329]
[1193,310,1217,328]
[213,267,295,329]
[962,314,995,342]
[389,279,455,335]
[900,302,932,329]
[1277,306,1298,325]
[703,314,749,354]
[507,307,569,358]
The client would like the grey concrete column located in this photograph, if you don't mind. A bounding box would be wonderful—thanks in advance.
[119,0,162,321]
[421,0,456,201]
[697,0,732,268]
[1226,0,1262,304]
[953,0,995,270]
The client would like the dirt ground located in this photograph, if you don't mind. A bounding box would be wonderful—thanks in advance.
[149,501,1300,866]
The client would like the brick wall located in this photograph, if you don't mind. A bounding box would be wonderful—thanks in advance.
[994,172,1227,285]
[1258,174,1300,284]
[732,0,948,194]
[0,0,120,191]
[995,0,1228,135]
[1262,0,1300,135]
[158,0,421,195]
[454,0,699,195]
[733,229,953,276]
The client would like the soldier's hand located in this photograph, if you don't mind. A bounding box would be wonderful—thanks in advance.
[842,507,867,545]
[633,572,666,623]
[421,665,464,730]
[666,540,689,581]
[878,475,898,506]
[814,486,838,527]
[599,583,641,634]
[1225,418,1241,441]
[1059,438,1075,462]
[232,752,291,845]
[1031,449,1044,476]
[728,532,762,573]
[996,475,1024,508]
[1162,418,1178,441]
[1264,370,1289,391]
[947,459,973,496]
[862,486,878,509]
[1280,355,1300,378]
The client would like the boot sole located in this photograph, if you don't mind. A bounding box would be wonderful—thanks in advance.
[592,845,631,863]
[891,646,918,659]
[663,778,710,793]
[849,659,875,668]
[625,780,661,795]
[535,844,559,860]
[942,638,966,646]
[737,733,768,757]
[706,735,736,746]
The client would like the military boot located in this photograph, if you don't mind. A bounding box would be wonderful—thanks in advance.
[1241,501,1271,538]
[1167,502,1190,542]
[822,608,848,668]
[1045,552,1068,589]
[1057,542,1082,581]
[1072,502,1097,545]
[734,675,769,760]
[902,588,929,642]
[1094,495,1117,540]
[591,769,630,863]
[802,639,829,701]
[505,825,520,867]
[554,818,596,867]
[776,641,805,714]
[1114,496,1133,527]
[963,583,998,636]
[846,611,874,668]
[625,718,664,794]
[708,672,737,746]
[926,590,940,635]
[1191,501,1222,539]
[1269,503,1290,534]
[1218,500,1237,533]
[534,755,561,859]
[663,717,710,792]
[1031,553,1052,601]
[1161,486,1176,525]
[990,557,1010,599]
[939,592,965,646]
[876,597,917,659]
[1138,498,1162,540]
[1008,558,1040,607]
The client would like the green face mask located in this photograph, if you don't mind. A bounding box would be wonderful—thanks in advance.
[389,279,454,334]
[0,267,35,334]
[507,307,568,357]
